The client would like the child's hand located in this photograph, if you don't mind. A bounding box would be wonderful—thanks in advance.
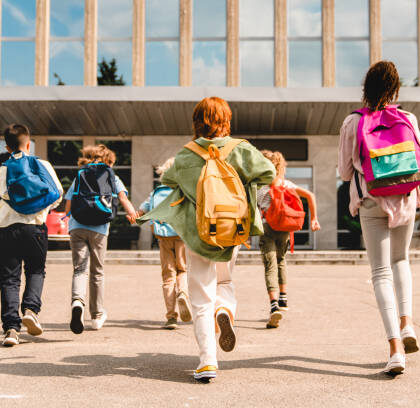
[126,210,141,225]
[311,219,321,231]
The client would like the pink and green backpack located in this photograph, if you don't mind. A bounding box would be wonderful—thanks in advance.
[354,105,420,196]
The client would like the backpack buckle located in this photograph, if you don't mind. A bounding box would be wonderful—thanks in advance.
[209,223,217,236]
[236,221,245,236]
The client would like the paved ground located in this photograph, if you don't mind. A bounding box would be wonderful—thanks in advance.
[1,263,420,408]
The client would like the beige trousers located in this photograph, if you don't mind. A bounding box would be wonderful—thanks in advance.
[70,229,107,319]
[158,236,187,320]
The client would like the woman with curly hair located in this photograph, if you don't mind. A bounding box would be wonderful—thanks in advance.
[338,61,420,374]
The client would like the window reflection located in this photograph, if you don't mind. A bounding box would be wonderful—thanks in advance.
[2,42,35,85]
[383,42,418,87]
[2,0,36,37]
[98,0,132,38]
[240,41,274,86]
[240,0,273,37]
[288,41,322,87]
[51,0,84,37]
[146,0,179,38]
[98,42,132,85]
[288,0,321,37]
[335,0,368,37]
[336,41,369,87]
[50,41,84,85]
[146,42,179,86]
[194,0,226,38]
[193,42,226,86]
[382,0,417,39]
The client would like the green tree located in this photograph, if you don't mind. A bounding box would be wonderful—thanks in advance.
[97,58,125,85]
[53,73,65,85]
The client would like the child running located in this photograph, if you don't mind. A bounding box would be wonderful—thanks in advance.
[258,150,320,328]
[0,124,63,346]
[65,145,138,334]
[339,61,420,375]
[137,97,275,382]
[138,157,192,330]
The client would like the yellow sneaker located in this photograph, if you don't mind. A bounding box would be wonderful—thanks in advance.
[194,365,217,382]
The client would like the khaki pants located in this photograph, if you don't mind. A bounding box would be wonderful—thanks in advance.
[259,223,290,292]
[70,229,107,319]
[158,236,187,320]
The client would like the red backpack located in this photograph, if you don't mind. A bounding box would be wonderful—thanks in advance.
[263,184,306,252]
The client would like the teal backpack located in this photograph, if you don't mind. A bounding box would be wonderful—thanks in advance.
[151,185,177,237]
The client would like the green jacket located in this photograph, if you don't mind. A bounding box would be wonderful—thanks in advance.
[137,136,276,261]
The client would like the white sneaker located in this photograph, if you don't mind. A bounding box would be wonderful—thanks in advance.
[216,308,236,352]
[384,353,405,375]
[91,310,107,330]
[70,300,84,334]
[401,325,419,354]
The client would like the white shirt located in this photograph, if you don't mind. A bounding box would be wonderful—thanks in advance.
[0,154,63,228]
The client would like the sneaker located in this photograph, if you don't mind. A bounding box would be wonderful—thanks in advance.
[278,293,289,311]
[266,310,283,329]
[2,329,19,347]
[384,353,405,376]
[22,309,43,336]
[70,300,84,334]
[164,318,178,330]
[216,308,236,352]
[401,325,419,354]
[91,310,107,331]
[194,365,217,383]
[177,292,192,322]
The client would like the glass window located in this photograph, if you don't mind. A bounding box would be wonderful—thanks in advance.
[288,0,321,37]
[194,0,226,38]
[50,41,84,85]
[336,41,369,86]
[240,0,273,38]
[193,42,226,86]
[382,0,417,39]
[98,0,132,38]
[51,0,84,37]
[288,41,322,87]
[383,42,418,87]
[240,41,274,86]
[2,42,35,85]
[98,42,132,85]
[146,0,179,38]
[335,0,368,37]
[2,0,36,37]
[146,41,179,86]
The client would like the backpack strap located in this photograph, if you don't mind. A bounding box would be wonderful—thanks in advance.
[354,170,363,199]
[220,139,247,160]
[184,141,210,160]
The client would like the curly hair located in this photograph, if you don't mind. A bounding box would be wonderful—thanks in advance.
[155,157,175,181]
[261,149,287,177]
[192,97,232,140]
[363,61,400,111]
[78,144,116,167]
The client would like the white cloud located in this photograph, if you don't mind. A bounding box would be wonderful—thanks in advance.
[3,0,34,35]
[240,0,274,37]
[335,0,369,37]
[146,0,179,37]
[50,41,83,59]
[382,0,417,38]
[240,41,274,86]
[192,56,225,86]
[50,0,84,37]
[98,0,132,38]
[288,0,321,37]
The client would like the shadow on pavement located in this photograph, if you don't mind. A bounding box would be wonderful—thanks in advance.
[0,353,392,382]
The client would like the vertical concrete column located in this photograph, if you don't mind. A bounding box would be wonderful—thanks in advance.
[33,136,47,160]
[133,0,145,86]
[226,0,239,87]
[179,0,192,86]
[84,0,98,86]
[274,0,287,87]
[322,0,335,87]
[369,0,381,65]
[35,0,50,86]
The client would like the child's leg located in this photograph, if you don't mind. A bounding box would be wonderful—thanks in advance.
[276,231,290,291]
[174,238,187,295]
[70,229,90,307]
[21,225,48,315]
[259,227,279,300]
[159,238,178,320]
[87,231,107,319]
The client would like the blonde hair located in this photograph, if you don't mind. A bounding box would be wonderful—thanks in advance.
[78,144,116,167]
[156,157,175,181]
[262,149,287,177]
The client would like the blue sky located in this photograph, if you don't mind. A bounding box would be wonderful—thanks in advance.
[0,0,418,87]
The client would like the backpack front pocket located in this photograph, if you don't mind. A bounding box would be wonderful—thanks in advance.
[370,141,419,180]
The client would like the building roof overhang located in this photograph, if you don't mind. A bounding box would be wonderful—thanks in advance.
[0,87,419,136]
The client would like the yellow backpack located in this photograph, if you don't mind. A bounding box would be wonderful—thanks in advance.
[184,139,251,249]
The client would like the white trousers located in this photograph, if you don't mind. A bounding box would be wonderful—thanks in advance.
[360,199,415,340]
[186,247,239,369]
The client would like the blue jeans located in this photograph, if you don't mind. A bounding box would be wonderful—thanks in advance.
[0,223,48,332]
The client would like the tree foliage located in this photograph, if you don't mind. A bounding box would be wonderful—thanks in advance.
[97,58,125,86]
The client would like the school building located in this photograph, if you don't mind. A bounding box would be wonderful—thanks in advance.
[0,0,419,250]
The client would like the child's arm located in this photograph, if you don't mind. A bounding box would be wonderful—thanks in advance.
[65,200,71,215]
[295,187,321,231]
[119,192,140,225]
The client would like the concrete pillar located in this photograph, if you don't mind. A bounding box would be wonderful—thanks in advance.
[84,0,98,86]
[322,0,335,87]
[132,0,145,86]
[274,0,287,87]
[369,0,381,65]
[179,0,192,86]
[35,0,50,86]
[33,136,47,160]
[226,0,239,87]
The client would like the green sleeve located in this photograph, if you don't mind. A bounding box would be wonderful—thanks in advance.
[161,163,178,189]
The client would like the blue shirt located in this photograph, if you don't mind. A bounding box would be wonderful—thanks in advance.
[65,175,127,236]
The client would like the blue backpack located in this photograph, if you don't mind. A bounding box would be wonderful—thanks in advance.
[3,152,60,215]
[71,163,119,226]
[151,185,177,237]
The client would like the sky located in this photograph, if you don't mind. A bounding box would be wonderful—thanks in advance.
[0,0,418,87]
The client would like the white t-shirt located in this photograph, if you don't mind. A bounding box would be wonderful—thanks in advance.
[257,179,298,215]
